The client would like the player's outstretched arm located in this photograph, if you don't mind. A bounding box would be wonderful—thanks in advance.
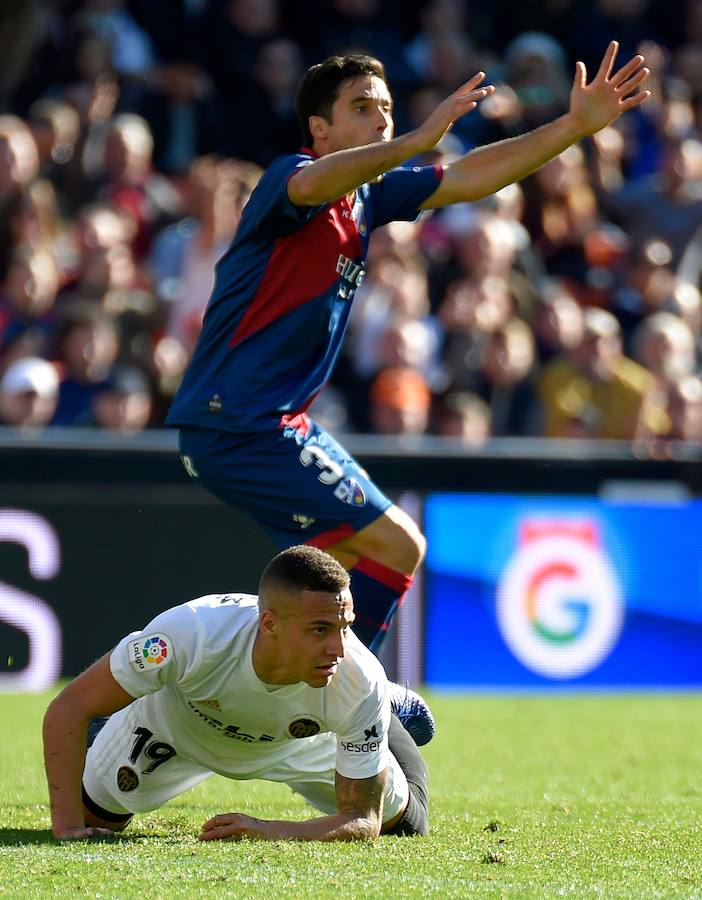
[420,41,650,209]
[43,654,134,840]
[199,769,387,842]
[287,75,493,207]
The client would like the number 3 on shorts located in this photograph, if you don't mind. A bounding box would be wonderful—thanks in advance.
[129,726,177,774]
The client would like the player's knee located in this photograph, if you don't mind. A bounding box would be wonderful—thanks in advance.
[383,788,429,837]
[375,509,425,573]
[84,806,133,832]
[392,518,425,573]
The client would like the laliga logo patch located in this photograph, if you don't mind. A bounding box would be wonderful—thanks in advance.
[333,477,366,507]
[288,717,322,739]
[496,519,623,680]
[129,633,172,671]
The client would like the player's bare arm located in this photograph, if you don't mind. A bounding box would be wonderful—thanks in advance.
[421,41,650,209]
[198,768,388,842]
[288,73,493,207]
[43,654,134,840]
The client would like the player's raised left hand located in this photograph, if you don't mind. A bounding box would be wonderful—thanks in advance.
[198,812,270,841]
[568,41,650,137]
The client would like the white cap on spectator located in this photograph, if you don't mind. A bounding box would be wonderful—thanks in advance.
[583,308,620,339]
[0,357,59,398]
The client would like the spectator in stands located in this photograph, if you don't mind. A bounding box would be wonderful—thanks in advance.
[632,311,698,390]
[522,144,599,293]
[83,364,153,432]
[368,367,431,436]
[0,244,60,361]
[433,390,491,444]
[662,373,702,442]
[28,98,81,188]
[98,114,182,258]
[532,282,585,365]
[223,39,304,166]
[52,306,121,426]
[473,317,539,435]
[0,115,40,206]
[0,355,59,429]
[594,133,702,267]
[150,157,260,352]
[538,307,665,439]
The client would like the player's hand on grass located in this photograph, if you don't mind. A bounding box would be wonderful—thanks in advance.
[411,73,495,153]
[55,825,118,840]
[568,41,650,137]
[199,812,269,841]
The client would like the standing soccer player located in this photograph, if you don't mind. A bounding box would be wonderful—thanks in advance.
[167,45,649,669]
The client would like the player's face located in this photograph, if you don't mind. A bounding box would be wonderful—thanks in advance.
[320,75,394,152]
[280,588,355,688]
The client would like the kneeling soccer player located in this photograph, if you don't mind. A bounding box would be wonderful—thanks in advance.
[43,546,429,841]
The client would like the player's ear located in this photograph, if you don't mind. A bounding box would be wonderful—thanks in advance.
[308,115,328,142]
[259,608,279,637]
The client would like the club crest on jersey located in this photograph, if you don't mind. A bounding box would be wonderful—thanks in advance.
[333,477,366,507]
[116,766,139,792]
[128,633,172,672]
[288,716,322,738]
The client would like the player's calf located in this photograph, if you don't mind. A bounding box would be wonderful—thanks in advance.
[382,714,429,837]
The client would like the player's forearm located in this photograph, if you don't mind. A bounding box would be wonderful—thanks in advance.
[289,132,424,206]
[259,811,381,841]
[199,810,382,842]
[446,112,585,202]
[43,697,90,835]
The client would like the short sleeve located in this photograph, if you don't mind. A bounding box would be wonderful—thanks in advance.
[335,680,391,780]
[243,154,326,236]
[109,604,202,698]
[369,164,443,230]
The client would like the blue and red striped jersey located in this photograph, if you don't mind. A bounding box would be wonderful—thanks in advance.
[166,151,443,431]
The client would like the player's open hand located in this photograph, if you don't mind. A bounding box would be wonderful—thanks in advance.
[199,812,270,841]
[568,41,650,137]
[412,73,495,153]
[54,825,119,840]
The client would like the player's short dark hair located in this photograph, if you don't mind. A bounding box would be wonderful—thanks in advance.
[295,54,388,146]
[259,545,350,599]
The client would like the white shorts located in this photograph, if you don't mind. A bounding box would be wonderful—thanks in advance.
[83,702,409,824]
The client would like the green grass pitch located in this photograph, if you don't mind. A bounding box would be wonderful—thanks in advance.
[2,689,702,898]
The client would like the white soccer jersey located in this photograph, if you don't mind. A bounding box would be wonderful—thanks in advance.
[109,593,392,783]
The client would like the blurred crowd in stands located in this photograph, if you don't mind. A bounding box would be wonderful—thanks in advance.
[0,0,701,451]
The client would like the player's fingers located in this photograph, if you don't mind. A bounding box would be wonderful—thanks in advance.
[198,825,244,841]
[201,813,236,831]
[595,40,619,82]
[458,86,493,104]
[454,72,486,96]
[610,54,645,87]
[573,61,587,90]
[618,90,651,112]
[616,67,650,98]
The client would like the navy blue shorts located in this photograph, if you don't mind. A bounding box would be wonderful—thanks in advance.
[178,417,392,548]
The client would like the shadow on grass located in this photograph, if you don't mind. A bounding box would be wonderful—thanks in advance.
[0,828,148,845]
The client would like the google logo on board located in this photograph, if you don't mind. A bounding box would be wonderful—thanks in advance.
[496,519,624,679]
